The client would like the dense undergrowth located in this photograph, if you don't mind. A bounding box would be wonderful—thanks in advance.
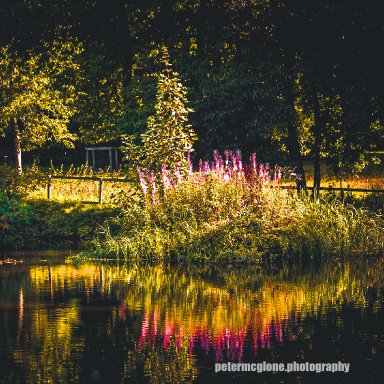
[92,151,384,264]
[0,198,119,250]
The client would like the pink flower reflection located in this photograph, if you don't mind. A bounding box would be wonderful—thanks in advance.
[136,312,300,360]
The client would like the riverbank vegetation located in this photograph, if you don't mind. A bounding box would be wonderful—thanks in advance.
[2,158,384,259]
[0,198,118,250]
[91,151,384,264]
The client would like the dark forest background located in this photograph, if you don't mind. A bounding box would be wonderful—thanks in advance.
[1,0,384,187]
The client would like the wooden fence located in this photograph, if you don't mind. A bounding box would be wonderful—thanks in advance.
[47,175,132,204]
[46,175,384,204]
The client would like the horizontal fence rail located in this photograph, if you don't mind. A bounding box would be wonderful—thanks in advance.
[310,186,384,193]
[50,175,132,183]
[47,175,133,204]
[280,185,384,193]
[46,175,384,204]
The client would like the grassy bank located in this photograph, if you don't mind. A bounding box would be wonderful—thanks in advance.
[0,198,119,250]
[92,152,384,264]
[2,154,384,261]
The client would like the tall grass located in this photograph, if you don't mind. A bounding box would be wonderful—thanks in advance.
[93,151,384,264]
[28,163,139,204]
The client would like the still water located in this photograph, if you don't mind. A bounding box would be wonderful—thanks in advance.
[0,251,384,384]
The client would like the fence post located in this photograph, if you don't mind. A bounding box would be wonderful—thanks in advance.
[47,174,52,199]
[295,176,306,197]
[339,180,344,199]
[98,178,103,204]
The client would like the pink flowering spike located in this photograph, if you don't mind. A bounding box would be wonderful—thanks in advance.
[213,149,219,163]
[229,152,237,172]
[224,150,229,169]
[213,149,223,171]
[187,150,193,176]
[237,161,244,182]
[235,150,242,167]
[277,166,282,182]
[238,159,243,174]
[174,163,182,184]
[229,151,235,167]
[203,161,210,174]
[199,159,203,173]
[161,164,171,190]
[259,164,266,181]
[219,156,224,172]
[257,163,262,178]
[147,172,154,186]
[243,165,250,181]
[264,164,271,183]
[148,172,157,203]
[250,153,257,175]
[136,166,148,197]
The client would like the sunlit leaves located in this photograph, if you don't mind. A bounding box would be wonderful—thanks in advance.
[0,40,82,150]
[139,48,197,171]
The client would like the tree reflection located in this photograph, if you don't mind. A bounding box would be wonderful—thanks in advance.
[0,258,383,383]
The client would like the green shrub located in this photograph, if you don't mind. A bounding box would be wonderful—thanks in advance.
[0,164,45,198]
[0,198,120,250]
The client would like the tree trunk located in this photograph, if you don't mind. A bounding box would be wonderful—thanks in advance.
[11,117,22,174]
[286,83,307,189]
[312,94,322,198]
[284,62,307,191]
[270,0,306,190]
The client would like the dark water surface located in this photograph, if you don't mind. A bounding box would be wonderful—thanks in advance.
[0,251,384,384]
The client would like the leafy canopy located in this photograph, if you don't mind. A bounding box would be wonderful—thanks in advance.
[0,39,83,149]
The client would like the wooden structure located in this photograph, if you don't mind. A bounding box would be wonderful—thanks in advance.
[85,147,119,170]
[46,174,384,205]
[47,175,131,204]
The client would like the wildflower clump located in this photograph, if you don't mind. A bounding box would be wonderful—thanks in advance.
[95,151,384,264]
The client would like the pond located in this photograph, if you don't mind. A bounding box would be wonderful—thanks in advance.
[0,251,384,383]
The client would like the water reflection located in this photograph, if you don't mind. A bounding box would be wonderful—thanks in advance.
[0,254,383,383]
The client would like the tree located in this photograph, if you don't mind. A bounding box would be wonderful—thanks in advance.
[0,40,82,173]
[139,48,197,171]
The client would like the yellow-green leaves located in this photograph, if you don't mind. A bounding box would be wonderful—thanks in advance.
[0,40,83,151]
[140,49,197,171]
